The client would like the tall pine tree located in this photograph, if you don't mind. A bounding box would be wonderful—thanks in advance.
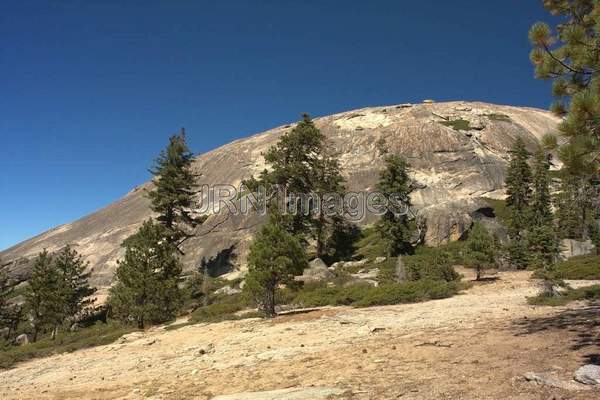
[243,114,345,258]
[25,250,62,342]
[148,129,205,251]
[0,264,13,338]
[375,148,415,257]
[53,245,96,333]
[529,2,600,241]
[505,138,533,237]
[109,220,183,328]
[530,149,553,227]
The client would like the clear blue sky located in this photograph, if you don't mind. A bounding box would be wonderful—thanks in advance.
[1,1,556,251]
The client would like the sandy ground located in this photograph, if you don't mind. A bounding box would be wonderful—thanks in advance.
[1,270,599,400]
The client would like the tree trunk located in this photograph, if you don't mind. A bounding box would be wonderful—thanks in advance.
[316,213,325,258]
[32,325,39,343]
[395,255,406,283]
[202,261,209,307]
[476,266,482,281]
[137,316,144,330]
[51,324,59,340]
[264,284,276,318]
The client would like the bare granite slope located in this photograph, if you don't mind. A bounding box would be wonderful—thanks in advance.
[0,101,560,290]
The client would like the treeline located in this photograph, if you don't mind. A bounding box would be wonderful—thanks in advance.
[0,246,95,342]
[504,0,600,295]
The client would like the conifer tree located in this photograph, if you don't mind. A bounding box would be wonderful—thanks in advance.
[25,250,62,342]
[529,2,600,178]
[527,224,561,296]
[375,152,414,257]
[529,3,600,241]
[312,146,346,258]
[530,149,553,227]
[505,138,532,238]
[0,265,13,336]
[590,220,600,255]
[53,245,96,333]
[465,222,496,280]
[555,174,585,239]
[244,216,308,317]
[244,114,345,257]
[109,220,183,328]
[526,147,560,294]
[148,129,204,251]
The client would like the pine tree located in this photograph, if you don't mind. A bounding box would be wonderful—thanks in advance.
[244,217,308,317]
[527,224,561,296]
[25,250,62,342]
[590,220,600,255]
[375,152,414,257]
[529,3,600,241]
[0,265,13,336]
[555,174,588,239]
[530,149,553,227]
[529,3,600,178]
[505,138,532,238]
[53,245,96,333]
[148,129,204,251]
[465,222,496,281]
[244,114,345,257]
[108,220,183,328]
[312,145,346,258]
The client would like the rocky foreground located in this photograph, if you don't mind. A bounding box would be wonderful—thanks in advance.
[1,269,599,399]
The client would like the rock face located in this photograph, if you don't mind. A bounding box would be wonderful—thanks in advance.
[0,101,560,291]
[574,364,600,385]
[15,333,29,346]
[560,239,596,259]
[295,258,334,283]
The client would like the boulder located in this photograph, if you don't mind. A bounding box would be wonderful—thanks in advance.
[343,259,369,268]
[420,198,492,246]
[374,257,386,264]
[560,239,596,259]
[523,372,589,391]
[214,285,242,296]
[295,258,334,283]
[329,261,344,270]
[0,327,9,338]
[15,333,29,346]
[351,268,379,280]
[574,364,600,385]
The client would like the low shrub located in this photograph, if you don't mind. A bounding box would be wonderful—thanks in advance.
[292,280,466,309]
[440,119,471,131]
[527,284,600,306]
[0,321,134,369]
[189,294,250,323]
[547,255,600,280]
[485,113,511,122]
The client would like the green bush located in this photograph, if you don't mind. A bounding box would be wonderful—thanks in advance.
[485,113,511,122]
[440,119,471,131]
[404,250,460,282]
[547,255,600,280]
[189,294,251,323]
[292,280,466,309]
[528,284,600,306]
[0,321,134,369]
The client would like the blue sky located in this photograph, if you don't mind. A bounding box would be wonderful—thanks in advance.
[1,1,556,251]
